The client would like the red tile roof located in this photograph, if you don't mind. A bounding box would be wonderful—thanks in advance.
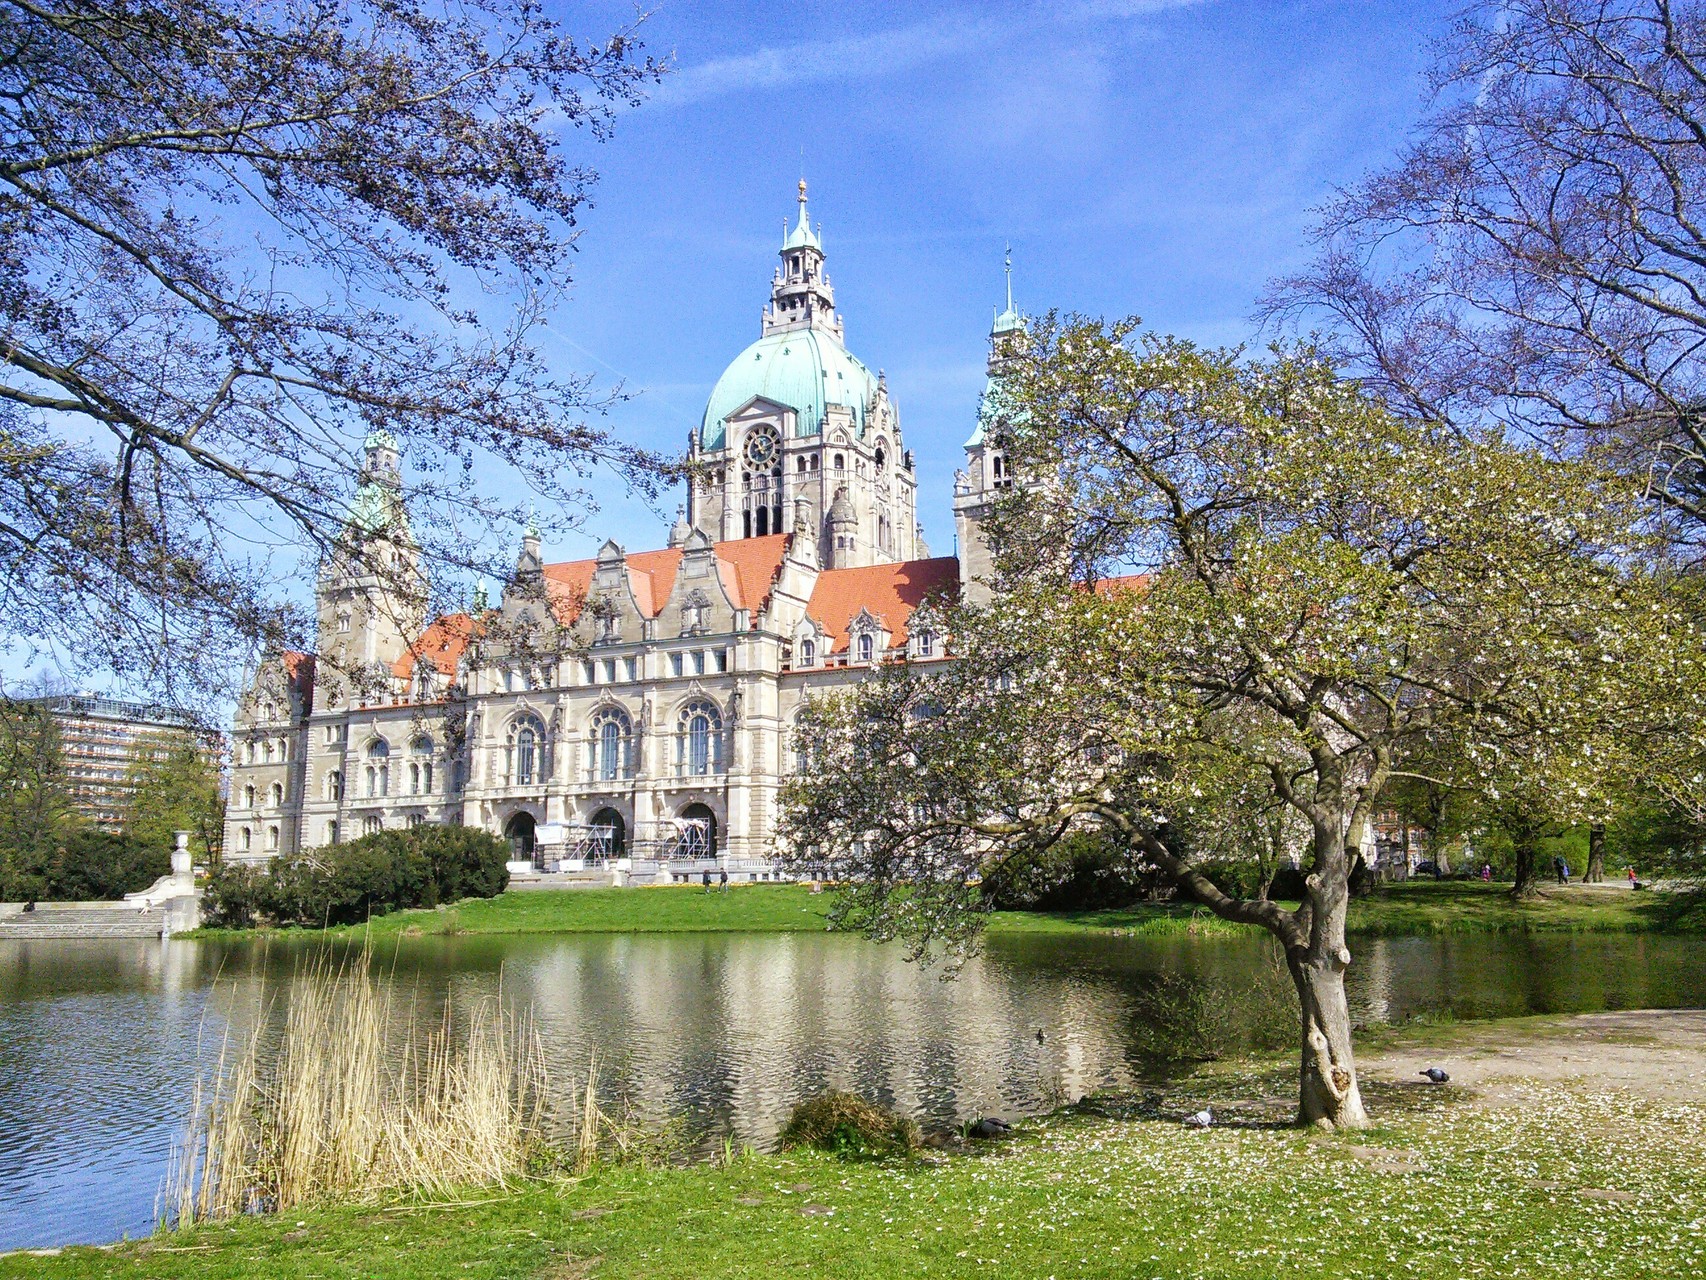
[805,556,961,652]
[283,651,316,688]
[1094,572,1152,597]
[540,534,792,624]
[392,612,481,678]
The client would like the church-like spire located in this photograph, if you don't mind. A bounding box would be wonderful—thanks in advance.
[765,179,841,339]
[992,244,1023,337]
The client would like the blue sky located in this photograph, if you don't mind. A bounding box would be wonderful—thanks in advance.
[9,0,1461,696]
[539,0,1453,560]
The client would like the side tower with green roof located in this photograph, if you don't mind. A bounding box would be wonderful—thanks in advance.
[688,182,921,569]
[313,428,427,689]
[954,252,1024,604]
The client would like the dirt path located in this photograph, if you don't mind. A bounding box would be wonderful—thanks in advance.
[1358,1008,1706,1106]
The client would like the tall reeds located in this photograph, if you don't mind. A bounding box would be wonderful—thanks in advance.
[165,950,551,1226]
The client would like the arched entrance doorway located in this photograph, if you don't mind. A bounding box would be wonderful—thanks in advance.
[679,803,718,859]
[589,807,626,859]
[503,811,537,860]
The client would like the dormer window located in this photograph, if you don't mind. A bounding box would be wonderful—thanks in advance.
[800,638,816,667]
[858,633,875,663]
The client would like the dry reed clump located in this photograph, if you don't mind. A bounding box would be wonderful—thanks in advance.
[778,1091,920,1158]
[164,951,555,1227]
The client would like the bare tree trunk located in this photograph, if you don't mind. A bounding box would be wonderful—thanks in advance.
[1585,824,1606,884]
[1290,864,1369,1130]
[1434,836,1451,877]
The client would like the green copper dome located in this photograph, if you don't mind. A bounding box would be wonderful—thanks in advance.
[701,328,878,449]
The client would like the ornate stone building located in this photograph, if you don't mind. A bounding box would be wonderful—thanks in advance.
[224,187,1012,877]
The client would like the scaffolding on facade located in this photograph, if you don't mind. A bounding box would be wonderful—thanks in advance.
[539,816,716,866]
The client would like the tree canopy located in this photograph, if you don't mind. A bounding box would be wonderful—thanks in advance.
[784,328,1672,1128]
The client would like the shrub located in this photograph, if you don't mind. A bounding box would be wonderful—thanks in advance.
[981,832,1167,912]
[43,829,169,900]
[778,1091,919,1158]
[203,826,509,928]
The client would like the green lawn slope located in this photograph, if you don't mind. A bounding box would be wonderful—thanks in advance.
[187,879,1696,942]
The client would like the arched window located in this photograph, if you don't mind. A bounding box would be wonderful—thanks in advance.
[676,700,724,777]
[678,803,718,858]
[858,632,875,663]
[239,826,252,852]
[324,819,339,846]
[506,714,546,786]
[363,815,382,836]
[365,738,390,797]
[504,811,536,859]
[833,453,845,471]
[589,806,627,858]
[793,718,813,775]
[799,637,816,667]
[325,769,343,802]
[589,706,633,782]
[874,443,887,470]
[269,781,284,807]
[266,825,280,852]
[243,783,255,809]
[410,737,433,794]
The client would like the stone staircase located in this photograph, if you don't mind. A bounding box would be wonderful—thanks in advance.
[0,904,172,940]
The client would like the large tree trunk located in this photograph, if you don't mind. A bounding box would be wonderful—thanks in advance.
[1290,812,1370,1130]
[1510,827,1542,899]
[1585,824,1606,884]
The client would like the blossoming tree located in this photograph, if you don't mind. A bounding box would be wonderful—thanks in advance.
[783,327,1656,1129]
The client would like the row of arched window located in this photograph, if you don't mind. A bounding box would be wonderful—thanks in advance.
[241,736,291,765]
[241,782,287,809]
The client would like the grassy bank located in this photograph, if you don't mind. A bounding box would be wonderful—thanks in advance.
[187,879,1698,942]
[7,1016,1702,1279]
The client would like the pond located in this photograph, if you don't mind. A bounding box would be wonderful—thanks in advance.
[2,928,1704,1252]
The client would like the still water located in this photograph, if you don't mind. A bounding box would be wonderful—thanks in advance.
[2,929,1704,1252]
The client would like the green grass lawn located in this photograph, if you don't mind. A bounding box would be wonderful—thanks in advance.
[6,1073,1700,1280]
[187,878,1696,942]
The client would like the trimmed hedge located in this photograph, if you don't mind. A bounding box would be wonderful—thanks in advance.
[204,825,509,928]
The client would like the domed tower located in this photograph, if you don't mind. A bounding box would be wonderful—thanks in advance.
[687,181,919,567]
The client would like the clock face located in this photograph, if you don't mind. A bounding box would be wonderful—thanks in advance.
[744,429,778,466]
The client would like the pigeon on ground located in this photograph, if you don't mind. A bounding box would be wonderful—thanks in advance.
[1418,1067,1450,1084]
[1035,1028,1045,1044]
[1183,1108,1213,1128]
[969,1117,1013,1140]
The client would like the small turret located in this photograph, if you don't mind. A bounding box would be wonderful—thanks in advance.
[668,506,693,549]
[827,486,857,570]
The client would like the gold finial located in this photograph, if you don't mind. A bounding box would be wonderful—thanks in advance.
[798,177,808,204]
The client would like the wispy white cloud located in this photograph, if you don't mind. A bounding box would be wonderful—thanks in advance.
[652,0,1214,108]
[654,20,996,107]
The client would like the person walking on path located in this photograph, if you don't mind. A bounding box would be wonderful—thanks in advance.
[702,868,712,893]
[719,868,729,893]
[1553,855,1567,885]
[1627,865,1639,888]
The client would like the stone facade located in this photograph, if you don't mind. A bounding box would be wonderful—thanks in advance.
[224,189,1011,877]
